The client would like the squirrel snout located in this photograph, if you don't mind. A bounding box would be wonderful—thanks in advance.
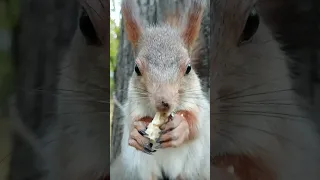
[152,86,177,113]
[155,99,171,113]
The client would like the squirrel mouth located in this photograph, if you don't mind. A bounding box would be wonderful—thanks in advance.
[212,153,276,180]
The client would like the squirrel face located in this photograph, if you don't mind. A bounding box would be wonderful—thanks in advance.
[129,26,202,113]
[121,0,206,114]
[211,2,320,179]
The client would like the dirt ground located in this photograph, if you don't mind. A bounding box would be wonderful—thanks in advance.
[0,117,12,180]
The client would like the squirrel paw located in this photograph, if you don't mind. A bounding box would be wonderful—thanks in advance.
[154,113,190,149]
[128,120,157,155]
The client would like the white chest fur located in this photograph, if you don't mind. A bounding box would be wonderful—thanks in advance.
[120,98,210,180]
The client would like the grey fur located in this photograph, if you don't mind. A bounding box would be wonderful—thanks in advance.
[137,24,187,83]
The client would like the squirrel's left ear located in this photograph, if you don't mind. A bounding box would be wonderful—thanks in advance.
[182,0,205,49]
[121,0,143,48]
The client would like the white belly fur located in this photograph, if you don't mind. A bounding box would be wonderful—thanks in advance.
[121,128,209,180]
[120,97,210,180]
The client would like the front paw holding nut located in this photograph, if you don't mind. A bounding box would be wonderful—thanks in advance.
[128,118,156,155]
[154,112,191,149]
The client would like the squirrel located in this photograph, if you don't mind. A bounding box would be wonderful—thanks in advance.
[114,0,210,179]
[211,1,320,180]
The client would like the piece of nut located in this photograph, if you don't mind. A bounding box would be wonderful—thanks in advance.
[145,112,169,142]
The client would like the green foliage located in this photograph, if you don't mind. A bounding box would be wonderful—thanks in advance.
[0,0,21,28]
[110,18,120,95]
[7,0,21,27]
[0,0,20,116]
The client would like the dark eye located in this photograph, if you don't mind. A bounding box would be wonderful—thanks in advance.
[238,8,260,45]
[134,64,142,76]
[185,64,192,75]
[79,8,101,46]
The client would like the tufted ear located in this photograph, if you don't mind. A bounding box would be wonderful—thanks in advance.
[182,0,206,49]
[121,0,143,48]
[164,1,183,28]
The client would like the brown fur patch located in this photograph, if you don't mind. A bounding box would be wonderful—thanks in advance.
[182,1,205,48]
[139,116,153,126]
[176,110,199,141]
[190,31,205,71]
[121,0,142,48]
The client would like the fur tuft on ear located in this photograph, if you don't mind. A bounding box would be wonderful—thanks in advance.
[190,31,205,67]
[182,0,206,49]
[121,0,143,48]
[165,4,183,28]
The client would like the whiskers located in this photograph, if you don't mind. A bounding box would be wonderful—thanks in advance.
[211,77,320,165]
[178,88,207,99]
[128,86,150,98]
[127,87,151,110]
[178,87,209,110]
[0,74,111,168]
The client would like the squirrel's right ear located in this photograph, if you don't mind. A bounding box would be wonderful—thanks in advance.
[121,0,143,48]
[182,0,205,49]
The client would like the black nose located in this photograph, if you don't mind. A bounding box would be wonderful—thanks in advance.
[156,101,170,112]
[162,101,169,108]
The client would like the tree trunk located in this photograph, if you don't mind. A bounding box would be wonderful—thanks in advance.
[111,0,210,162]
[9,0,79,179]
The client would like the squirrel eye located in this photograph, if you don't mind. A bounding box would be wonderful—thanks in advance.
[79,8,101,46]
[238,8,260,45]
[134,64,142,76]
[185,64,192,75]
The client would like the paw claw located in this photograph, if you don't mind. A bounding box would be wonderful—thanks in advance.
[138,130,147,136]
[144,144,156,152]
[143,150,153,155]
[143,147,156,155]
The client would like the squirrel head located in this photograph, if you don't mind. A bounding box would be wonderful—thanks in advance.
[122,0,206,113]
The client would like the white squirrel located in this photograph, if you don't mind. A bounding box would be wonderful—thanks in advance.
[114,0,210,179]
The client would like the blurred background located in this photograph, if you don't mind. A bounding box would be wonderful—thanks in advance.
[0,0,108,179]
[110,0,121,153]
[0,0,22,178]
[0,0,80,178]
